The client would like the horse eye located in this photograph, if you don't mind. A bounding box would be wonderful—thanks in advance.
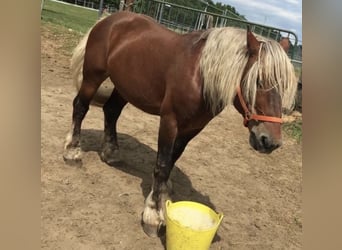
[257,79,263,87]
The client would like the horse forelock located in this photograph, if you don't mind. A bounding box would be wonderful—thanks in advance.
[199,27,297,115]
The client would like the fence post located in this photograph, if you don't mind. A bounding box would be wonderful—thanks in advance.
[98,0,104,18]
[119,0,124,11]
[159,1,165,23]
[41,0,45,12]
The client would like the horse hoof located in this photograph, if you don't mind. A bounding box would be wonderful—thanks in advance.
[63,157,82,167]
[63,147,82,166]
[142,221,165,237]
[100,146,121,165]
[141,221,166,238]
[158,223,166,236]
[142,223,158,237]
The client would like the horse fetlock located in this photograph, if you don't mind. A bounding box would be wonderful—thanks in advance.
[100,142,121,165]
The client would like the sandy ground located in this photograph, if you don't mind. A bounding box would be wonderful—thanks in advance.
[41,23,302,249]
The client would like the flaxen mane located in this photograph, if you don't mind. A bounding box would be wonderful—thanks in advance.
[199,27,297,114]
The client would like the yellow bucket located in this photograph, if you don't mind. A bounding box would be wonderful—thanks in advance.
[165,200,223,250]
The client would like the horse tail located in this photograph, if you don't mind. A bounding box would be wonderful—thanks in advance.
[70,29,91,92]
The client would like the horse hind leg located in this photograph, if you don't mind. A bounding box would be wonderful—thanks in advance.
[63,93,88,165]
[100,88,127,165]
[63,73,108,165]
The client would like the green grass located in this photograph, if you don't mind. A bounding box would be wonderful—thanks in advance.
[41,0,98,34]
[283,119,302,143]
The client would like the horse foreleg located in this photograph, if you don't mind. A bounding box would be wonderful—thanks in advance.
[100,89,127,165]
[142,114,177,237]
[172,129,203,163]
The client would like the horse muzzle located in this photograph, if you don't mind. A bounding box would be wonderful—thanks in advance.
[249,131,282,154]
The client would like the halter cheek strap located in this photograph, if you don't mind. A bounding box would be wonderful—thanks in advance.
[236,86,283,127]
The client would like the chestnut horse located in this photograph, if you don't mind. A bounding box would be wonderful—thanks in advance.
[63,12,297,236]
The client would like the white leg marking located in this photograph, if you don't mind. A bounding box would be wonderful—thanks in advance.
[63,123,82,161]
[142,190,160,227]
[158,182,172,223]
[64,128,73,150]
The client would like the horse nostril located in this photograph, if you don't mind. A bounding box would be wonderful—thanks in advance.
[260,135,281,151]
[261,135,270,149]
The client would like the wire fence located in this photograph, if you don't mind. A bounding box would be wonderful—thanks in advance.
[47,0,302,78]
[133,0,302,77]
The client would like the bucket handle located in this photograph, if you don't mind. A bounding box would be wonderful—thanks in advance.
[166,200,172,208]
[165,200,224,224]
[217,212,224,225]
[165,200,172,213]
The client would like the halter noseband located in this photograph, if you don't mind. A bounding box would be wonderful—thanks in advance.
[236,86,283,127]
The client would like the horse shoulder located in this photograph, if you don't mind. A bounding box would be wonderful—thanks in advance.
[165,32,210,122]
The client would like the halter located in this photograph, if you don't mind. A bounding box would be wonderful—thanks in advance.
[236,85,283,127]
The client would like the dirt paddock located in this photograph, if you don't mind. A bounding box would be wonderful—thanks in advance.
[41,24,302,249]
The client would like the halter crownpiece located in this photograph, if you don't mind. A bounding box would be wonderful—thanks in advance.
[236,86,283,127]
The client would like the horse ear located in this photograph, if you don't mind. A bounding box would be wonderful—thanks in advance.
[246,26,260,55]
[279,37,290,53]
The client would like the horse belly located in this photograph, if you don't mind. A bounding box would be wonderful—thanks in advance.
[109,72,164,115]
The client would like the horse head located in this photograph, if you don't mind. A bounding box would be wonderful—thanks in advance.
[234,27,295,154]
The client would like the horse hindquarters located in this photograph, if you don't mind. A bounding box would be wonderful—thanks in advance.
[63,19,111,164]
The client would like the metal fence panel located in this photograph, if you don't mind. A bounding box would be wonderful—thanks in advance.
[133,0,302,71]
